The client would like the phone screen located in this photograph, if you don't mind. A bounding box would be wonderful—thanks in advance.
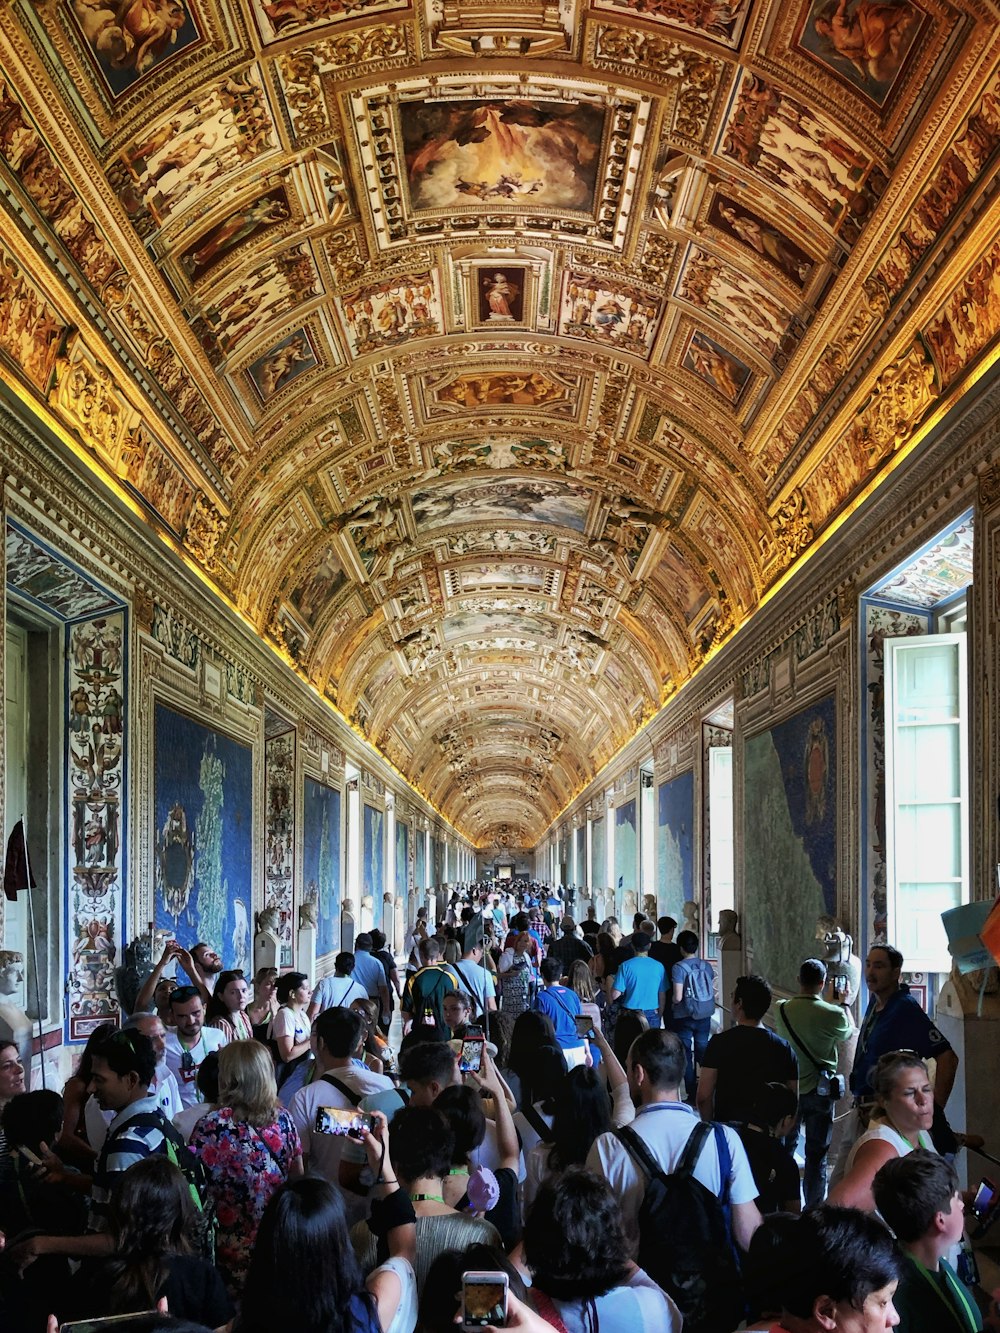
[465,1024,484,1039]
[314,1106,374,1138]
[974,1177,999,1217]
[460,1038,484,1073]
[462,1273,508,1327]
[574,1014,596,1038]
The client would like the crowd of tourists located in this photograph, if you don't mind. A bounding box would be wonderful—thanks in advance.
[0,880,996,1332]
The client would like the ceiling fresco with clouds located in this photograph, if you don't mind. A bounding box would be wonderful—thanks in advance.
[1,0,999,846]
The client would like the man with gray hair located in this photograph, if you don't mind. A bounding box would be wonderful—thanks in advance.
[775,957,853,1207]
[123,1011,182,1121]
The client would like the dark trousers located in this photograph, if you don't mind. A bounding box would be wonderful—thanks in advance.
[673,1015,711,1101]
[793,1087,835,1209]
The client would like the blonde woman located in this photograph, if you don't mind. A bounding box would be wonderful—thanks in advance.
[189,1040,303,1293]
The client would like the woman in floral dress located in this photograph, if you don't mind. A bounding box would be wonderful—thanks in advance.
[189,1040,303,1293]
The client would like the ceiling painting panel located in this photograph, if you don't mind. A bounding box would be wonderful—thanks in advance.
[589,0,752,47]
[411,477,593,533]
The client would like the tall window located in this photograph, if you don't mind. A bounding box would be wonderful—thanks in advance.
[884,634,968,973]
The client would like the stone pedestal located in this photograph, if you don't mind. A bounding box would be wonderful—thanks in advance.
[297,918,316,984]
[718,909,742,1020]
[341,902,356,954]
[254,927,279,977]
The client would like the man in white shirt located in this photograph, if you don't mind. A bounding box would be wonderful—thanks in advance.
[450,940,497,1022]
[163,986,227,1108]
[308,951,369,1019]
[123,1012,181,1120]
[289,1007,401,1224]
[586,1027,761,1258]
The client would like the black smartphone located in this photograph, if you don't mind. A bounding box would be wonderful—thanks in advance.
[460,1037,484,1073]
[315,1106,374,1139]
[574,1014,597,1039]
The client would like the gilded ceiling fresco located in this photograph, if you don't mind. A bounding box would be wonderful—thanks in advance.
[1,0,999,845]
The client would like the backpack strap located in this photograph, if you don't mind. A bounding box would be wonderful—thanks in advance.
[778,999,833,1074]
[522,1102,553,1144]
[321,1072,363,1106]
[712,1123,732,1206]
[613,1117,713,1187]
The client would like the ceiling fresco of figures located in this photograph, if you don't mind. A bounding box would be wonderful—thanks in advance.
[1,0,999,846]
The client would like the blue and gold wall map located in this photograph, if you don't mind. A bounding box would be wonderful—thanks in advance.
[153,703,252,972]
[744,694,836,990]
[658,771,694,922]
[304,777,341,961]
[615,800,637,895]
[395,821,408,900]
[364,803,384,929]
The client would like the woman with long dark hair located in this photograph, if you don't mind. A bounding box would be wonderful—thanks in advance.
[235,1115,417,1333]
[503,1009,559,1109]
[523,1169,682,1332]
[73,1155,232,1328]
[205,970,253,1043]
[522,1039,632,1214]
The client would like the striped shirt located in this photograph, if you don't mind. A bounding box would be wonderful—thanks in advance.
[88,1093,169,1231]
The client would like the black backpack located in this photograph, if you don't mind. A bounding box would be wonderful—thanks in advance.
[612,1119,745,1333]
[125,1110,217,1260]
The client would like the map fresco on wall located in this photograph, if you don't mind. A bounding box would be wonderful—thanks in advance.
[592,816,606,894]
[575,825,585,887]
[304,776,341,960]
[416,829,426,891]
[615,799,637,894]
[400,99,606,213]
[364,803,384,928]
[396,821,409,900]
[153,703,253,972]
[744,693,836,991]
[658,770,694,922]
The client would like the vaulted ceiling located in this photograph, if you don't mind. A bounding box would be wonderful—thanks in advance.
[1,0,998,847]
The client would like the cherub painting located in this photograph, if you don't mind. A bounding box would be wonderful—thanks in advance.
[247,327,317,402]
[69,0,201,97]
[682,330,753,405]
[798,0,925,107]
[400,99,605,213]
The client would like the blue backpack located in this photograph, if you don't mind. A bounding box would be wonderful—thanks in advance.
[683,961,716,1018]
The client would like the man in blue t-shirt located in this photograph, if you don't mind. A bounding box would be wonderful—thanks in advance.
[611,931,667,1029]
[535,956,586,1060]
[850,944,958,1145]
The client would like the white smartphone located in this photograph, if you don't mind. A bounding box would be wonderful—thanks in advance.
[462,1269,509,1328]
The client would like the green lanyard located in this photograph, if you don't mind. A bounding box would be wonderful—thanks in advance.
[910,1258,979,1332]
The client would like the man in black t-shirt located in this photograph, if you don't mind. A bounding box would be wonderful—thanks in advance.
[649,916,683,1028]
[696,974,798,1126]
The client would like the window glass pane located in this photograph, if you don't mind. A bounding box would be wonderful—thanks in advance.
[894,725,959,800]
[895,803,960,880]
